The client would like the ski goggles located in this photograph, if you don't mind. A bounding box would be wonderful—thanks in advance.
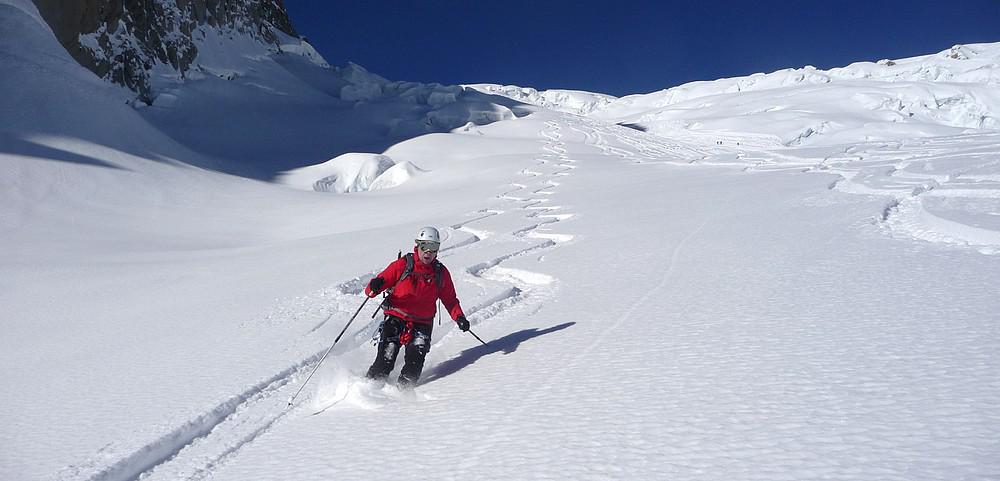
[416,240,440,253]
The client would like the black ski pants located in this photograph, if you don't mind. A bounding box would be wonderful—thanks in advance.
[366,316,432,386]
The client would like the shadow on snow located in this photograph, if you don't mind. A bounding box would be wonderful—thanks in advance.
[420,322,576,385]
[0,133,129,171]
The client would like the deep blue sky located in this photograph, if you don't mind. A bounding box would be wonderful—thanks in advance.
[284,0,999,97]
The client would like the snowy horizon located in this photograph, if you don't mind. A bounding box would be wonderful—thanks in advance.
[1,1,998,480]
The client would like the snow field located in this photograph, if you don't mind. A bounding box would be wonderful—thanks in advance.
[150,112,999,481]
[3,107,998,481]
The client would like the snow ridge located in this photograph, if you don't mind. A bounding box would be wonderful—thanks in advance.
[589,43,1000,147]
[475,43,1000,148]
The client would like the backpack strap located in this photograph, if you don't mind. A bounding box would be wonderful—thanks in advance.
[433,260,444,288]
[399,252,415,284]
[376,252,412,318]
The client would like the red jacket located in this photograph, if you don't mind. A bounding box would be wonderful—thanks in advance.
[365,248,465,325]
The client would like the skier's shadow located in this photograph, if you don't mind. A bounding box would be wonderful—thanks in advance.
[420,322,575,385]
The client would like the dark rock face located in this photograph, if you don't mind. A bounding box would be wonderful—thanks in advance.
[32,0,298,103]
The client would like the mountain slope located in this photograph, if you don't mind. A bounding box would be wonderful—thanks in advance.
[22,0,533,181]
[31,0,306,102]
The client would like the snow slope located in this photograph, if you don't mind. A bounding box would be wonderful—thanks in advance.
[173,110,1000,481]
[135,51,531,181]
[584,43,1000,147]
[2,2,998,480]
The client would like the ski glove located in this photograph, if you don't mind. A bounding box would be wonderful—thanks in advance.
[368,277,385,295]
[456,316,470,332]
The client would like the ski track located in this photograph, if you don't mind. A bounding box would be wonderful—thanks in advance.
[804,132,1000,255]
[64,118,584,481]
[619,122,1000,256]
[707,130,1000,255]
[568,117,708,165]
[453,118,577,326]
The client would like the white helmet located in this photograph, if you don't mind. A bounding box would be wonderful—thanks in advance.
[415,226,441,243]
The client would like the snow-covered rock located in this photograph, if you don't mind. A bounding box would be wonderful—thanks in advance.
[31,0,318,103]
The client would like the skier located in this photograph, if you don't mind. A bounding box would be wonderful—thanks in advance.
[364,226,469,387]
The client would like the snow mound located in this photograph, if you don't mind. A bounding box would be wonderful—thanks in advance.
[277,153,420,193]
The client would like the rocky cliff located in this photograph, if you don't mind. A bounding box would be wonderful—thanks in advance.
[32,0,302,103]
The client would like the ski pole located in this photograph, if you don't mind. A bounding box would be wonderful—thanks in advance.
[468,329,489,347]
[287,296,371,407]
